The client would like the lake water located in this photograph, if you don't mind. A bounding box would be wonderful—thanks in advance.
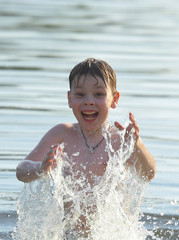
[0,0,179,239]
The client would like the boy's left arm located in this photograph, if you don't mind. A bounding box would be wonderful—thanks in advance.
[115,112,156,181]
[131,136,156,181]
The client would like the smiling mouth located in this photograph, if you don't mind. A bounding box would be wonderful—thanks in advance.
[81,111,98,120]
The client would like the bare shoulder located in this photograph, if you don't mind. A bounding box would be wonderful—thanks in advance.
[25,123,76,162]
[43,123,76,143]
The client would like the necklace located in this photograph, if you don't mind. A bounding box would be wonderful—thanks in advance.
[80,127,104,153]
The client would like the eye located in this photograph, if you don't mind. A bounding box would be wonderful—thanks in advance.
[75,92,84,97]
[95,92,105,97]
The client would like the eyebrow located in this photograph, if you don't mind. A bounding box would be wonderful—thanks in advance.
[74,84,106,89]
[96,85,106,89]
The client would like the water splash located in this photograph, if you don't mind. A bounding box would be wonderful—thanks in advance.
[12,122,151,240]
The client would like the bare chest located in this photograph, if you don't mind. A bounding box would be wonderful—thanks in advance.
[62,142,108,187]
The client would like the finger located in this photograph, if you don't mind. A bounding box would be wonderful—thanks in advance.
[48,160,57,168]
[129,112,135,123]
[129,112,140,139]
[46,149,56,159]
[134,125,140,138]
[41,158,54,172]
[129,113,139,130]
[51,144,60,151]
[126,122,133,134]
[134,122,139,133]
[43,156,54,166]
[129,112,138,129]
[43,147,58,164]
[47,158,57,168]
[114,121,124,131]
[51,144,62,154]
[47,144,61,157]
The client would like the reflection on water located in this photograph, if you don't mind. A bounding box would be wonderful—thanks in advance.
[0,0,179,239]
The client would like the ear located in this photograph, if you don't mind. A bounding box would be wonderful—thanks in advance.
[111,91,120,109]
[67,91,72,108]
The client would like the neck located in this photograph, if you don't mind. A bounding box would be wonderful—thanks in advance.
[78,124,105,153]
[78,122,109,144]
[78,123,107,138]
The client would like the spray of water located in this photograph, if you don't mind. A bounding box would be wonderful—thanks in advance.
[12,122,152,240]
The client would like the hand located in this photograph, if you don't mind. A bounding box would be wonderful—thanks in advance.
[114,112,140,142]
[40,144,61,173]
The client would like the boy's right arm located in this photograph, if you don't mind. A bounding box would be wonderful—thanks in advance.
[16,145,61,183]
[16,124,65,183]
[16,160,42,183]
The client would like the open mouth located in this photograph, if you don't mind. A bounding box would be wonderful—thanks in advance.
[81,111,98,121]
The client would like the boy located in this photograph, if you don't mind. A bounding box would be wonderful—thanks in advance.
[16,58,156,237]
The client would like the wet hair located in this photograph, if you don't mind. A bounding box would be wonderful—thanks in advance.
[69,58,117,93]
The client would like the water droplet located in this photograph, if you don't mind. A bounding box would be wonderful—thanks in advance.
[164,220,172,225]
[147,205,154,210]
[72,152,80,156]
[170,199,177,205]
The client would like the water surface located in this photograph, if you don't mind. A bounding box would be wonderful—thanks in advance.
[0,0,179,239]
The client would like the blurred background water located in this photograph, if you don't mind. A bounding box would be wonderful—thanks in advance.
[0,0,179,239]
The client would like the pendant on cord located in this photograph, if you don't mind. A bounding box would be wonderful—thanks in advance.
[80,126,104,154]
[89,146,95,154]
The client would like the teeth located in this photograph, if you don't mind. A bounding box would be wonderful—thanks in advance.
[82,111,98,120]
[82,111,96,115]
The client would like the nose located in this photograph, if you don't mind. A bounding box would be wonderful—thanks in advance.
[84,95,95,105]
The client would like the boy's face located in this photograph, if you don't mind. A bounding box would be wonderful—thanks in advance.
[68,74,119,132]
